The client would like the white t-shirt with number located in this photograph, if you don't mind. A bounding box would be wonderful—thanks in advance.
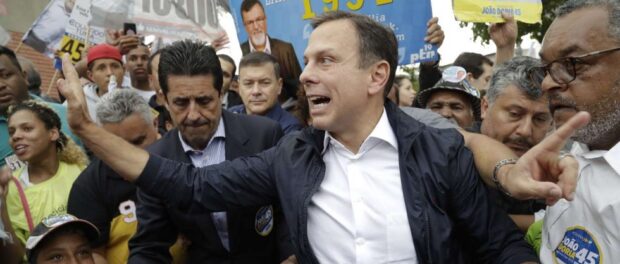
[540,142,620,264]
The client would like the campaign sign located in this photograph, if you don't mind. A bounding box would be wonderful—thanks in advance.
[230,0,437,65]
[454,0,543,24]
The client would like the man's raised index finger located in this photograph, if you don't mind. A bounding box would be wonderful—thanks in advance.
[61,53,80,84]
[539,111,591,152]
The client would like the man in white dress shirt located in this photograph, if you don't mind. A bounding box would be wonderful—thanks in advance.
[538,0,620,263]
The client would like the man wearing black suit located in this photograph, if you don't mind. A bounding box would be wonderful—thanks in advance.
[128,40,292,263]
[240,0,302,109]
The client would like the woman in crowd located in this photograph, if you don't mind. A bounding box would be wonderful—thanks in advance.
[394,75,417,107]
[4,100,88,247]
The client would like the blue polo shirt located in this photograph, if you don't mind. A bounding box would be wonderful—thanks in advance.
[0,94,83,167]
[229,104,303,134]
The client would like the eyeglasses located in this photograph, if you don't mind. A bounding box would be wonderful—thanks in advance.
[244,16,266,26]
[541,47,620,85]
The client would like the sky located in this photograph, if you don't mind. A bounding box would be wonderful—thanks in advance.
[430,0,541,66]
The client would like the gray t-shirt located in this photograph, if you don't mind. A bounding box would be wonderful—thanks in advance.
[400,107,458,129]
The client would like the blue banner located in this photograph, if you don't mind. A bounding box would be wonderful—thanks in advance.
[230,0,437,66]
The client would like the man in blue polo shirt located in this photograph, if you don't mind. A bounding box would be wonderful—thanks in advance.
[230,52,303,134]
[0,46,81,167]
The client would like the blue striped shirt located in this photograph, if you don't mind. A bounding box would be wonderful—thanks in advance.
[178,117,229,250]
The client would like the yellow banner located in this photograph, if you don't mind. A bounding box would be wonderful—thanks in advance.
[453,0,543,24]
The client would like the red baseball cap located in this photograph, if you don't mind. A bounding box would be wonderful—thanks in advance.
[87,44,122,66]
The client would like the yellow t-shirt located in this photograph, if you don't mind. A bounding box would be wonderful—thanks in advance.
[7,161,85,245]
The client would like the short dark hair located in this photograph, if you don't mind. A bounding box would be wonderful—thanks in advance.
[453,52,494,79]
[147,49,162,75]
[217,54,237,78]
[0,45,23,72]
[240,0,264,14]
[239,52,280,79]
[311,11,398,97]
[158,40,223,95]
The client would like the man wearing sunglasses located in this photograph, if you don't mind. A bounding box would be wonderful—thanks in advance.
[538,0,620,263]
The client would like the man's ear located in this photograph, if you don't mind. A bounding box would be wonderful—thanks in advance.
[368,60,390,96]
[466,72,475,82]
[480,96,489,120]
[21,70,30,87]
[277,77,283,95]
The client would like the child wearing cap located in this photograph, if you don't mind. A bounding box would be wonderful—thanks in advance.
[26,214,99,264]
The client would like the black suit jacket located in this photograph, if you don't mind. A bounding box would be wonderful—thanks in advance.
[129,111,289,263]
[241,37,302,102]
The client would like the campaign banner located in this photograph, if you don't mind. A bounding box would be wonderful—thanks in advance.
[89,0,224,43]
[61,0,106,63]
[22,0,72,57]
[24,0,227,62]
[230,0,437,65]
[453,0,543,24]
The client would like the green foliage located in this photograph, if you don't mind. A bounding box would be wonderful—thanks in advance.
[459,0,565,44]
[400,65,420,92]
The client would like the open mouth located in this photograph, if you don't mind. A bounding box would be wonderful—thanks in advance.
[14,144,27,155]
[308,96,331,106]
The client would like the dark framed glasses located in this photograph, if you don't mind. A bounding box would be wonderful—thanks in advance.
[540,47,620,85]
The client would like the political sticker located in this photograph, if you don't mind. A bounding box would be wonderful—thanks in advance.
[553,226,602,264]
[442,66,468,83]
[255,205,274,237]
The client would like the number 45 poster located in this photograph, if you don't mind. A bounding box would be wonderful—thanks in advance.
[229,0,437,65]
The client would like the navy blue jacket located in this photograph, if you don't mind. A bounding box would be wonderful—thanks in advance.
[129,111,292,263]
[137,102,537,263]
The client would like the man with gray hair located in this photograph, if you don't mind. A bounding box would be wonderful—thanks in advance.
[67,89,168,263]
[94,90,159,147]
[477,56,551,232]
[536,0,620,262]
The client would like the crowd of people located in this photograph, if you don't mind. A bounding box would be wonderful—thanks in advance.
[0,0,618,263]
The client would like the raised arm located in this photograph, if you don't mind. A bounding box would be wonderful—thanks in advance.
[460,111,590,204]
[59,54,148,182]
[490,13,518,67]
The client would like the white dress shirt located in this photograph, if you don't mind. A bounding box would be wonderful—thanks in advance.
[178,118,230,250]
[249,35,272,55]
[540,141,620,264]
[307,109,417,264]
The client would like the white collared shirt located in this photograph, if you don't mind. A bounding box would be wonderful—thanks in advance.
[178,118,230,250]
[540,142,620,264]
[249,35,272,55]
[307,108,417,264]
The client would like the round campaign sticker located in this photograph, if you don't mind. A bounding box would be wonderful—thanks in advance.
[553,226,602,264]
[442,66,467,83]
[255,205,274,237]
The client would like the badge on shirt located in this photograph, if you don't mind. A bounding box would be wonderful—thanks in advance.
[255,205,273,237]
[4,154,25,172]
[553,226,602,264]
